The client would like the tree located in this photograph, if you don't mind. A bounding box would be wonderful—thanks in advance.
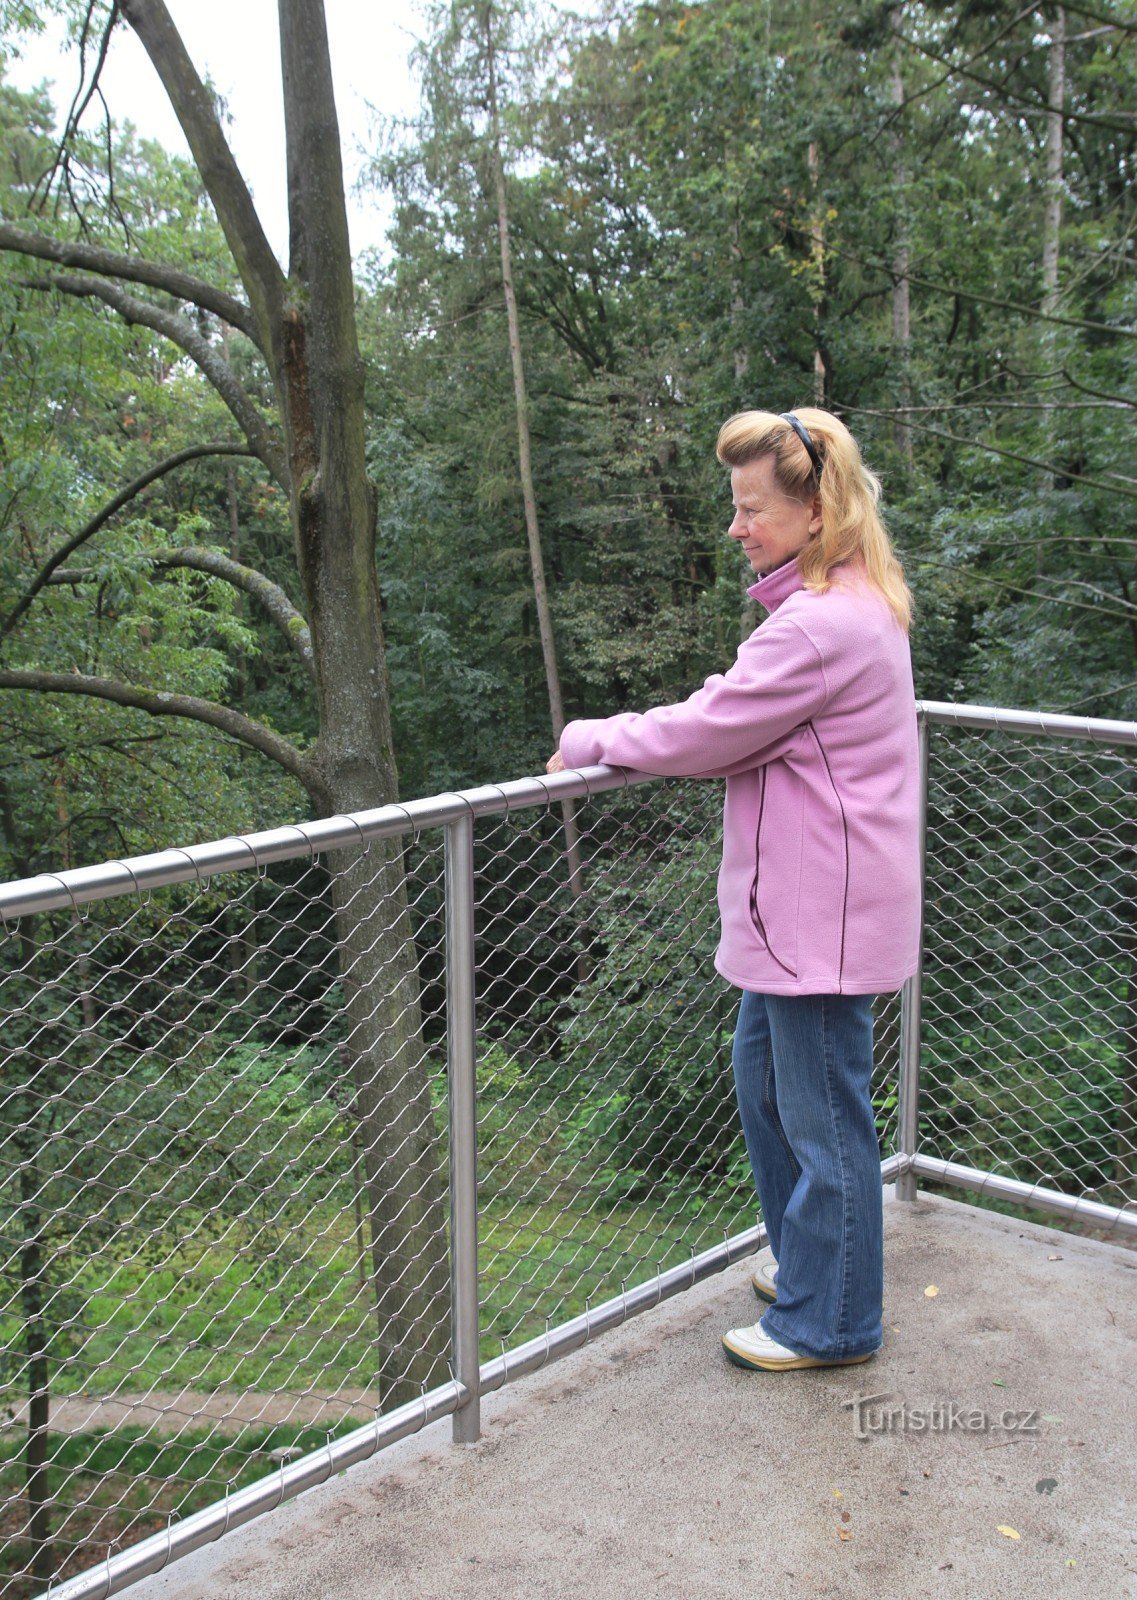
[0,0,449,1427]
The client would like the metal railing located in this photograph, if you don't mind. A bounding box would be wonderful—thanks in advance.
[0,701,1133,1599]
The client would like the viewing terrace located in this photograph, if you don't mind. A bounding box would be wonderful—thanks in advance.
[0,701,1133,1600]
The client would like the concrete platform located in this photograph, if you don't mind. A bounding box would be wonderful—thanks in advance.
[131,1188,1137,1600]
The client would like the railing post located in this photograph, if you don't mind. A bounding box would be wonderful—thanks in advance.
[445,811,480,1442]
[896,712,929,1203]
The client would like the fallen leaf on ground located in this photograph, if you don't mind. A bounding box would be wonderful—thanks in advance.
[992,1378,1006,1387]
[836,1527,852,1541]
[832,1490,843,1500]
[840,1511,851,1523]
[996,1525,1020,1541]
[924,1285,939,1297]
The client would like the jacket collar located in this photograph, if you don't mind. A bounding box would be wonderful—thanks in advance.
[748,555,807,615]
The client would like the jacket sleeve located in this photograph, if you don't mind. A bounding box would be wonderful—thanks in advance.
[559,615,829,779]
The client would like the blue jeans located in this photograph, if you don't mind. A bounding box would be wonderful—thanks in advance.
[731,990,883,1361]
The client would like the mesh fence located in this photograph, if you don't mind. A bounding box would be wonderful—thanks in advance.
[0,721,1127,1596]
[468,781,899,1361]
[919,724,1136,1214]
[0,831,452,1597]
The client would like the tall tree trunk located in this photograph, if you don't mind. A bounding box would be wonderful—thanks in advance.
[483,6,585,906]
[275,0,449,1405]
[10,915,54,1589]
[1041,5,1066,491]
[889,10,913,464]
[92,0,451,1406]
[19,1155,52,1590]
[807,140,826,405]
[224,446,247,703]
[730,210,749,386]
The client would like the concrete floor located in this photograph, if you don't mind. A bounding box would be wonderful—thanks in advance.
[130,1187,1137,1600]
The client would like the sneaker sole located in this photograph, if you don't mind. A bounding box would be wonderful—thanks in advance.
[751,1280,776,1304]
[722,1336,878,1372]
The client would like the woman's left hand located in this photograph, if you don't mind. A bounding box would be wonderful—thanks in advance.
[546,751,565,774]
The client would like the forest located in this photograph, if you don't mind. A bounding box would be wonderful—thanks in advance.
[0,0,1133,1593]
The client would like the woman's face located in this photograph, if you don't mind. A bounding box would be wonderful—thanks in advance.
[728,454,821,576]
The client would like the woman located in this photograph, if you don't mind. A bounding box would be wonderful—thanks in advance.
[547,407,920,1372]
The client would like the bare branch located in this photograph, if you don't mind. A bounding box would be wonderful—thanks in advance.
[29,0,118,225]
[0,668,318,795]
[1058,0,1137,36]
[29,272,289,487]
[118,0,286,362]
[11,731,167,762]
[0,442,256,642]
[913,557,1137,623]
[838,404,1137,498]
[152,545,315,679]
[1061,366,1137,409]
[820,235,1137,341]
[893,24,1136,134]
[0,222,262,348]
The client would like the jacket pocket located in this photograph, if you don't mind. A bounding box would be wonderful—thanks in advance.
[749,767,799,976]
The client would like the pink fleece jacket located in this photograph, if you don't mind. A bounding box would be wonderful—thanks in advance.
[559,557,922,996]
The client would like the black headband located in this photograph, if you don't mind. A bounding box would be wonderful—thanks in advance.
[780,412,823,482]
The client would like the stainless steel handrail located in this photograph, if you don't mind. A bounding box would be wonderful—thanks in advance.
[3,702,1133,923]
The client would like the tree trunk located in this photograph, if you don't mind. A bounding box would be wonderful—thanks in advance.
[275,0,450,1405]
[1041,6,1066,490]
[730,210,748,386]
[20,1156,52,1590]
[1041,8,1066,322]
[483,6,585,909]
[11,913,54,1589]
[807,140,826,406]
[889,11,913,464]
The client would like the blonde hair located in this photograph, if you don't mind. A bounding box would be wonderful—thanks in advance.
[715,406,914,633]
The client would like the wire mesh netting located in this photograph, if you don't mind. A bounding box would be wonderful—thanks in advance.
[0,833,453,1598]
[919,725,1136,1213]
[3,721,1127,1596]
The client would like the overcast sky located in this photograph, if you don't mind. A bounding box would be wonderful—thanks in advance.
[4,1,430,264]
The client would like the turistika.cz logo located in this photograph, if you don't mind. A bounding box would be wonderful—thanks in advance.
[843,1391,1042,1440]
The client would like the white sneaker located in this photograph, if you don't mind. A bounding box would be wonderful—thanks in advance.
[751,1258,778,1303]
[722,1318,879,1372]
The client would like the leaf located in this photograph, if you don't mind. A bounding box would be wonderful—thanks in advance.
[992,1378,1006,1387]
[924,1285,939,1298]
[996,1526,1020,1541]
[836,1527,852,1541]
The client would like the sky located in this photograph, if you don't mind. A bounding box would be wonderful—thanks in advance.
[3,0,430,264]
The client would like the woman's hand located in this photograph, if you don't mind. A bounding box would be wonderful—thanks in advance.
[546,751,565,774]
